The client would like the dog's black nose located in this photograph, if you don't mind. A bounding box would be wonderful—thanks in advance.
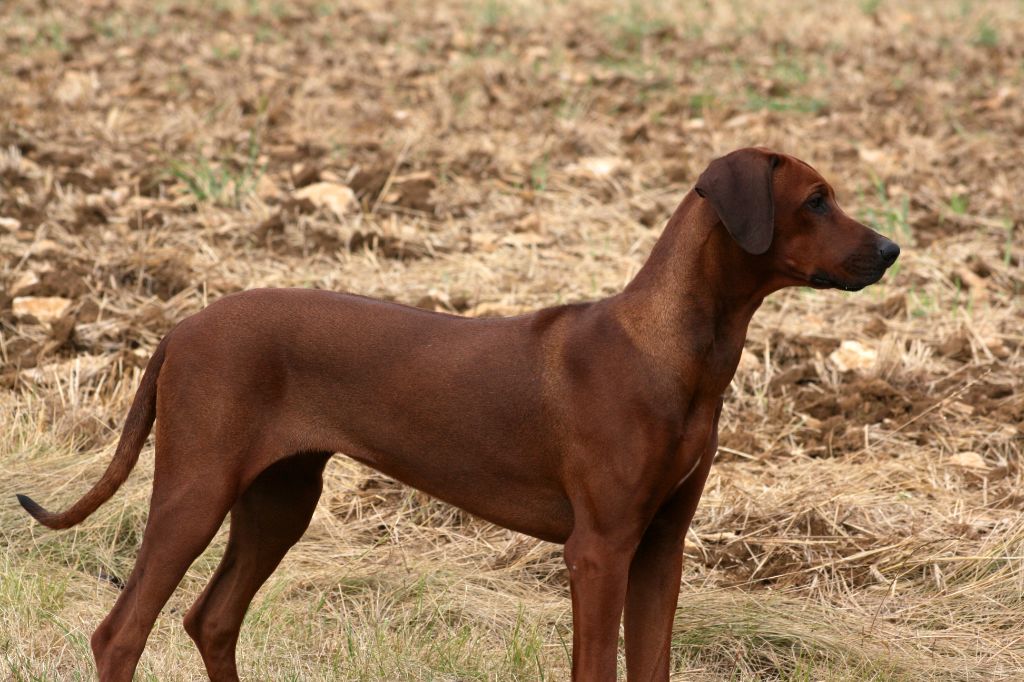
[878,240,900,266]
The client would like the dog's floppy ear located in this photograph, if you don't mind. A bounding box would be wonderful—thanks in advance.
[694,149,779,255]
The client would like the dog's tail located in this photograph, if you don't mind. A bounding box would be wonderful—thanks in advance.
[17,335,171,530]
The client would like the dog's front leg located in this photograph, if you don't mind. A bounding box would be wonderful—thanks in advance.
[622,450,714,681]
[563,527,638,681]
[623,407,721,681]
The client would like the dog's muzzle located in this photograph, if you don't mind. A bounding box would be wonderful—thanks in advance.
[811,237,900,291]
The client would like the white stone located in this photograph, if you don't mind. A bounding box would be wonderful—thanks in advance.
[293,182,357,218]
[567,156,622,178]
[13,296,72,324]
[948,451,988,471]
[828,339,877,373]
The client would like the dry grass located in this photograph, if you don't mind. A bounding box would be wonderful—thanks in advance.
[2,0,1023,679]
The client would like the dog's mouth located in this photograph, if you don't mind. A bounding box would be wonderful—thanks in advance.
[809,245,898,292]
[808,268,885,292]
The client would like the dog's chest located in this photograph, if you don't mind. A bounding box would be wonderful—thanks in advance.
[654,394,723,492]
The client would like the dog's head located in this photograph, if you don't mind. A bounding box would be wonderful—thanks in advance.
[695,147,899,292]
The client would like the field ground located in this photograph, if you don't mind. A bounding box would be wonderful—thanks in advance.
[2,0,1023,679]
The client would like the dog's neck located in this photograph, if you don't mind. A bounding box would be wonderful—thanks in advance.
[613,191,777,383]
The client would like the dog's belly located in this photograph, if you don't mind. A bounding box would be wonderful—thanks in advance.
[340,446,574,544]
[299,361,574,542]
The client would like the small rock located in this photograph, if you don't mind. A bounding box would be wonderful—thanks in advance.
[566,156,622,179]
[953,267,990,302]
[863,315,888,338]
[947,401,975,417]
[828,339,877,373]
[938,333,972,361]
[858,148,888,165]
[724,113,755,129]
[500,232,548,248]
[802,416,823,430]
[99,186,130,207]
[621,122,649,143]
[10,271,40,296]
[985,337,1010,360]
[737,348,761,374]
[256,174,284,201]
[29,239,66,256]
[382,173,436,212]
[290,163,321,188]
[293,182,357,219]
[54,70,98,107]
[0,216,21,231]
[13,296,73,324]
[948,451,988,471]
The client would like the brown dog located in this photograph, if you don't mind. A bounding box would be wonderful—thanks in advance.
[18,147,899,681]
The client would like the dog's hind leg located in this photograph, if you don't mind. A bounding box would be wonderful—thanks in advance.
[89,464,236,682]
[183,451,331,682]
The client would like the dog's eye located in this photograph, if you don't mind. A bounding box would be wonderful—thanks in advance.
[805,194,828,214]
